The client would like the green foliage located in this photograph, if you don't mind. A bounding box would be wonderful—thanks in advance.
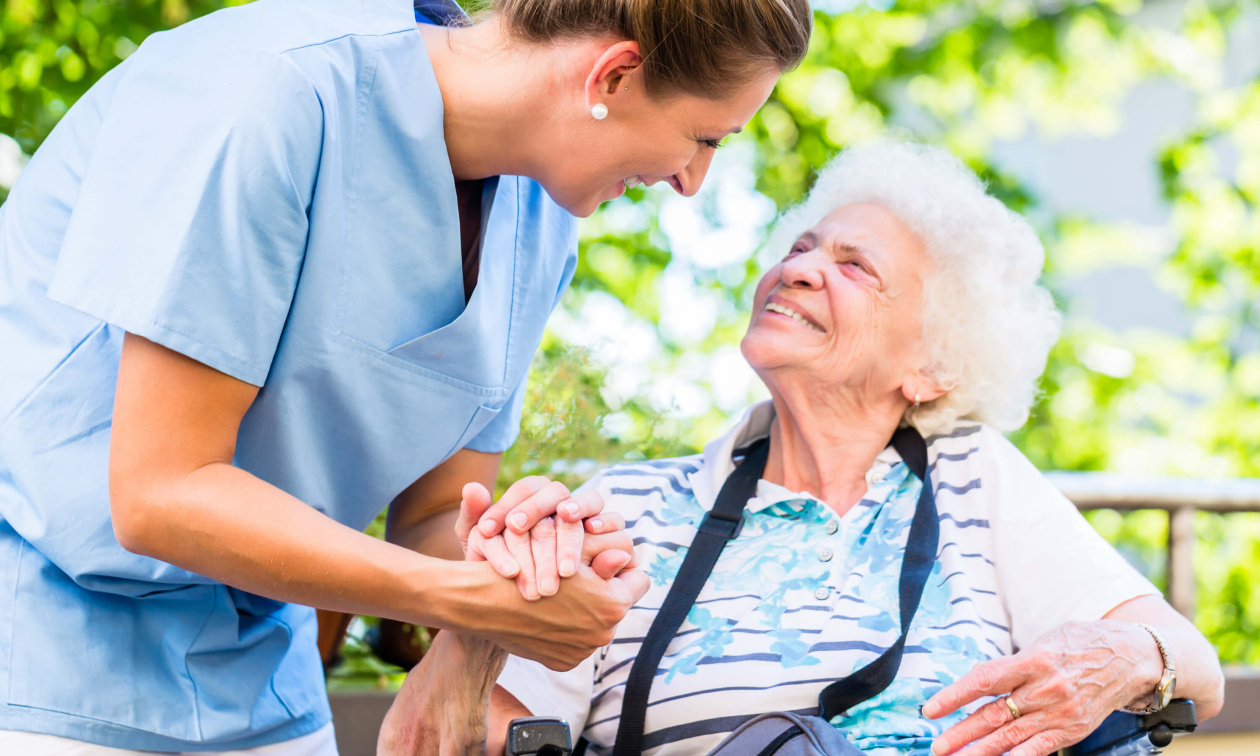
[0,0,248,154]
[3,0,1258,665]
[499,344,693,494]
[325,616,416,692]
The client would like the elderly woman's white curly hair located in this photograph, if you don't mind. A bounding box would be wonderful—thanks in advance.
[764,139,1062,434]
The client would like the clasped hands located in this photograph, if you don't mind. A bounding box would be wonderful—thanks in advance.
[456,475,639,601]
[378,476,643,756]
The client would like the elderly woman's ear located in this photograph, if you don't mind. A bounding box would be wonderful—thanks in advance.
[901,378,948,408]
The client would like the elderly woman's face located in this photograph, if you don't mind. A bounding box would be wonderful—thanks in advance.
[741,202,931,398]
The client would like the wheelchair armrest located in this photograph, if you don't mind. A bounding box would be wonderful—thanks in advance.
[1060,700,1197,756]
[507,716,573,756]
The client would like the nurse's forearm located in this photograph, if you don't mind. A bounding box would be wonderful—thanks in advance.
[116,459,646,670]
[114,458,468,625]
[110,334,642,670]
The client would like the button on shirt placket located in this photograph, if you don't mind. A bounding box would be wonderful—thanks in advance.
[815,513,841,603]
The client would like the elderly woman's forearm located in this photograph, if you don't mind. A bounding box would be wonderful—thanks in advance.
[380,631,509,756]
[1105,596,1225,718]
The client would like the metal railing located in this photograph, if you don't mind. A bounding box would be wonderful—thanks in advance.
[1046,472,1260,735]
[1047,472,1260,619]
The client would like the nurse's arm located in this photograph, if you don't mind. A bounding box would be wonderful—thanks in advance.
[384,449,502,564]
[109,334,648,670]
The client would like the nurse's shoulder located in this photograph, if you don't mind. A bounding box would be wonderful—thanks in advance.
[133,0,412,63]
[109,0,414,122]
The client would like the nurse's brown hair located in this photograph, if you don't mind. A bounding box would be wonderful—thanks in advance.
[492,0,812,98]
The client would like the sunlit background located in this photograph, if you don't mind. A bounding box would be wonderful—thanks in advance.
[2,0,1257,678]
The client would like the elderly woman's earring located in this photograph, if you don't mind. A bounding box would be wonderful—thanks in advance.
[591,103,609,120]
[913,392,921,409]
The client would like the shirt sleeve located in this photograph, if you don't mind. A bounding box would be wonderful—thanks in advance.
[495,653,596,733]
[985,429,1161,651]
[46,40,322,387]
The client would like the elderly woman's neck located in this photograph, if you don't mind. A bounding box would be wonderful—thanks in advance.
[763,392,907,517]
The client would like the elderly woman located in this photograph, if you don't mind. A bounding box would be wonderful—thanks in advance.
[387,141,1224,756]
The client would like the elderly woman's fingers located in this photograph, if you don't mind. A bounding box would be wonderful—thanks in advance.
[504,527,540,601]
[591,549,633,580]
[501,480,572,535]
[476,476,553,537]
[930,695,1030,756]
[582,531,636,571]
[553,490,606,577]
[585,511,624,535]
[530,517,560,597]
[557,488,605,524]
[922,655,1030,718]
[1009,730,1072,756]
[475,534,520,579]
[456,482,494,552]
[949,711,1051,756]
[554,516,585,578]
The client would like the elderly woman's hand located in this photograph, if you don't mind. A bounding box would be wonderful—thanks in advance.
[923,620,1164,756]
[456,478,636,600]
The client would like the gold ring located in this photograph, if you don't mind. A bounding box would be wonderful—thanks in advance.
[1004,695,1022,720]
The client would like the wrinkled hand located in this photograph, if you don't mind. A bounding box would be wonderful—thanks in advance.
[924,620,1163,756]
[455,477,636,600]
[378,630,506,756]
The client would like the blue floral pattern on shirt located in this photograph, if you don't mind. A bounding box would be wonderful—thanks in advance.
[645,462,978,755]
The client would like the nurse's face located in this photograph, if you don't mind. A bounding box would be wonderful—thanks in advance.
[551,67,780,217]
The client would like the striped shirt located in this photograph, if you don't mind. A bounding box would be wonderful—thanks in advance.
[496,402,1157,756]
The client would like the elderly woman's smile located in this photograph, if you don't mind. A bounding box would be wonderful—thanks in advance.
[743,202,934,422]
[761,298,825,332]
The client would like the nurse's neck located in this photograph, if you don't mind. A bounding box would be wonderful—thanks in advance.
[418,18,594,182]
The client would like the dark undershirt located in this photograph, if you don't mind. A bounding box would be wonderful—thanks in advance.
[455,178,484,303]
[416,0,482,302]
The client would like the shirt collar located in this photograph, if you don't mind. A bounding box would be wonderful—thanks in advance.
[414,0,469,26]
[689,400,904,514]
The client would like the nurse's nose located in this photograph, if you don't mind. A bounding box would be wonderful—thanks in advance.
[642,147,715,198]
[670,148,716,198]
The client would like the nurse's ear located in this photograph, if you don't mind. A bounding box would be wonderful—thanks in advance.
[583,40,644,116]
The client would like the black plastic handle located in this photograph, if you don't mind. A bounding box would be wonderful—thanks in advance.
[507,716,573,756]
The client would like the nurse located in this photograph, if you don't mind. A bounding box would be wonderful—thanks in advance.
[0,0,811,753]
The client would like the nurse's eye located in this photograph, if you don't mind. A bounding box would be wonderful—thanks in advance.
[701,137,725,150]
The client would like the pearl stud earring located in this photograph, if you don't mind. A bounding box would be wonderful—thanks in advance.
[913,392,921,409]
[591,103,608,120]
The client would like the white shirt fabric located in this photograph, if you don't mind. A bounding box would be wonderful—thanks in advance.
[496,402,1159,756]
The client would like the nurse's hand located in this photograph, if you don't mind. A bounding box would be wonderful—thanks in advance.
[457,481,635,601]
[457,557,651,671]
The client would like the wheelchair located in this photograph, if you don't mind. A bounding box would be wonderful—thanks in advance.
[505,701,1198,756]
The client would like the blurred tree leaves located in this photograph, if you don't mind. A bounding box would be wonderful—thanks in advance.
[0,0,252,154]
[2,0,1258,662]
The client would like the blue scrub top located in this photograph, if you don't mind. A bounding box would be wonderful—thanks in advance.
[0,0,577,749]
